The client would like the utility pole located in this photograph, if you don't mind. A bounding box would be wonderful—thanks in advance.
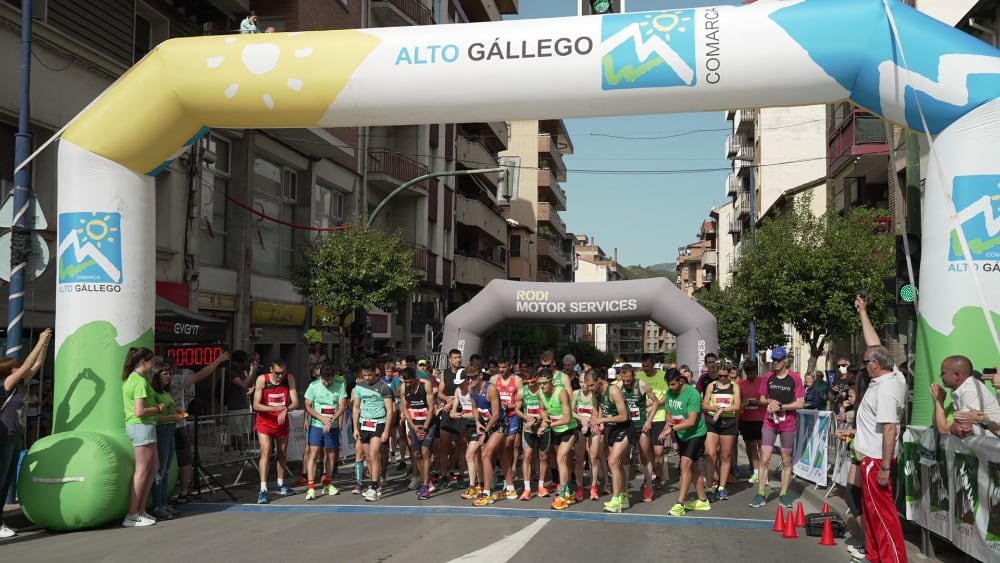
[366,167,506,228]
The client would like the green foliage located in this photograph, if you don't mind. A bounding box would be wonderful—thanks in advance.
[696,283,784,362]
[502,324,561,361]
[733,194,894,372]
[560,340,616,371]
[291,219,419,324]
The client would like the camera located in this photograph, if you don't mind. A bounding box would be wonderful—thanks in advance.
[859,280,869,300]
[984,367,998,375]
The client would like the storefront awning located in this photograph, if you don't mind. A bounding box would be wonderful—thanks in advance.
[156,296,226,343]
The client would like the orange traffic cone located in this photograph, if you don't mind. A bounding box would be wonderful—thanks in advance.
[782,509,799,539]
[822,501,830,513]
[819,517,837,546]
[796,502,807,527]
[772,505,785,532]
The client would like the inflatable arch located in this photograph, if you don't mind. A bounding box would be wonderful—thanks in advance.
[441,278,718,372]
[21,0,1000,530]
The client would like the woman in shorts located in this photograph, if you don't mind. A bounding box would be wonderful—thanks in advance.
[122,347,164,527]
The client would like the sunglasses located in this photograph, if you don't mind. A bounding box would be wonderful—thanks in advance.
[862,359,873,365]
[272,370,286,376]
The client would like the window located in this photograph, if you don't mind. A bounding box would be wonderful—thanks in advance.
[252,156,298,276]
[134,4,168,64]
[199,136,230,267]
[510,234,521,257]
[314,182,345,229]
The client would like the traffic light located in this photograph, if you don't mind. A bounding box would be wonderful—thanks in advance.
[580,0,622,15]
[895,233,920,304]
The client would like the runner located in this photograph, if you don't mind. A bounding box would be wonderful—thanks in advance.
[514,369,551,500]
[587,369,632,513]
[436,349,466,488]
[352,358,395,502]
[466,361,504,506]
[737,360,765,485]
[302,362,347,500]
[252,359,300,504]
[572,371,607,501]
[749,346,805,509]
[400,366,437,500]
[702,363,741,501]
[540,371,579,510]
[637,355,669,490]
[619,364,661,503]
[491,357,522,500]
[452,367,481,500]
[661,368,711,516]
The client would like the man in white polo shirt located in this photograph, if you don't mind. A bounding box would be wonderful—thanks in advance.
[930,356,1000,438]
[855,296,907,563]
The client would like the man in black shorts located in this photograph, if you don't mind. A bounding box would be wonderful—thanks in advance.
[738,360,766,484]
[435,349,465,488]
[587,370,632,513]
[661,370,711,516]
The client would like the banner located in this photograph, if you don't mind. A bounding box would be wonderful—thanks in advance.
[831,420,853,488]
[792,409,832,487]
[900,427,1000,562]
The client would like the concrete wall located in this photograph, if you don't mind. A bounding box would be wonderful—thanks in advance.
[757,105,827,217]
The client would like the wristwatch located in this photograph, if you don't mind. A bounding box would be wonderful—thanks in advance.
[982,417,992,429]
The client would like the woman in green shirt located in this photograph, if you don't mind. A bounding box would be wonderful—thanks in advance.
[150,357,184,520]
[121,347,163,527]
[539,372,578,510]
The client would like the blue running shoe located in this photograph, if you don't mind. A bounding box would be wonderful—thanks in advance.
[277,485,295,496]
[257,491,269,504]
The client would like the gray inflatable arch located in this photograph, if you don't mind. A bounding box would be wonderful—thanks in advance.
[441,278,717,372]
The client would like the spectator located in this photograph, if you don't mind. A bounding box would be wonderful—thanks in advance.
[240,11,260,34]
[930,356,1000,438]
[0,329,52,539]
[121,346,162,528]
[307,342,327,378]
[225,351,258,457]
[804,372,829,410]
[149,357,183,520]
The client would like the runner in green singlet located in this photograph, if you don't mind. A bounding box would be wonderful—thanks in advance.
[514,372,551,499]
[586,370,631,513]
[539,371,578,510]
[620,364,661,502]
[572,371,607,501]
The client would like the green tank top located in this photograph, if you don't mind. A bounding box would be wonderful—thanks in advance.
[598,384,619,419]
[522,386,543,433]
[554,371,567,390]
[622,383,647,427]
[574,389,595,418]
[544,389,577,433]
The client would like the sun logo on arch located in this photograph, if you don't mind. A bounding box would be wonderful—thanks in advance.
[600,9,698,90]
[75,214,119,249]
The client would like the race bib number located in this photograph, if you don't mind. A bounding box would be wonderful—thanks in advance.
[361,418,378,431]
[714,396,732,409]
[462,408,474,418]
[411,407,429,423]
[629,407,641,421]
[478,407,491,420]
[671,415,685,425]
[500,391,513,406]
[577,405,594,417]
[527,406,541,417]
[320,407,336,415]
[266,394,285,407]
[771,412,787,424]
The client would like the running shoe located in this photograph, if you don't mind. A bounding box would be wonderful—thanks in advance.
[0,524,15,538]
[505,488,519,500]
[847,545,867,559]
[150,507,173,521]
[277,485,296,496]
[121,514,156,528]
[473,492,494,506]
[747,471,759,484]
[351,483,363,495]
[778,494,794,508]
[408,476,421,490]
[653,479,665,490]
[397,460,408,471]
[667,503,686,517]
[575,487,585,503]
[564,491,577,506]
[305,488,317,501]
[321,476,332,487]
[165,506,182,518]
[362,486,379,502]
[590,486,600,501]
[379,477,387,487]
[455,477,470,490]
[519,490,533,501]
[551,495,570,510]
[461,486,481,500]
[683,498,711,511]
[602,498,622,513]
[705,486,717,502]
[430,474,443,488]
[619,493,630,509]
[537,485,551,497]
[717,488,729,501]
[602,484,613,496]
[748,493,767,508]
[417,485,431,500]
[257,491,269,504]
[174,493,190,505]
[426,482,437,494]
[325,484,339,496]
[643,485,653,503]
[296,475,309,487]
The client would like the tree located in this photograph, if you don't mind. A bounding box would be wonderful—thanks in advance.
[733,193,894,375]
[291,220,419,332]
[559,340,616,371]
[498,324,561,363]
[695,283,784,363]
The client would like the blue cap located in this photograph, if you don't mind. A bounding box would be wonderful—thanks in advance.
[771,346,788,361]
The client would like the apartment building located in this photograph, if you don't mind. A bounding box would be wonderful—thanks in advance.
[0,0,518,379]
[573,235,622,353]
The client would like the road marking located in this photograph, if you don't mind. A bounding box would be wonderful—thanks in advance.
[444,517,549,563]
[181,503,773,529]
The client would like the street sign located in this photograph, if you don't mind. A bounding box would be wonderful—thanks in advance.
[0,231,51,282]
[0,194,48,230]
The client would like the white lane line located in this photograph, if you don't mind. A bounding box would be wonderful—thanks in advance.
[444,517,550,563]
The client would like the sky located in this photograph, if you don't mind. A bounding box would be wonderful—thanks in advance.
[505,0,737,267]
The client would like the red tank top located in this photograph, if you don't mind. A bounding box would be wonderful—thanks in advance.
[258,376,291,427]
[495,375,519,414]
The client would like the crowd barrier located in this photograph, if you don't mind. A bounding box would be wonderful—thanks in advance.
[791,409,833,487]
[900,427,1000,563]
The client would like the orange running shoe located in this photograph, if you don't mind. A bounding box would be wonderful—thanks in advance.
[643,485,653,503]
[575,487,585,503]
[590,486,600,501]
[538,485,551,497]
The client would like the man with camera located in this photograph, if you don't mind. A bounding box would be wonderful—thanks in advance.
[930,356,1000,438]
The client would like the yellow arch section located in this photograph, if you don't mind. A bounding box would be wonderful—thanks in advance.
[62,31,382,175]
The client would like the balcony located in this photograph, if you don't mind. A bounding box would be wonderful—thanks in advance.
[485,121,509,149]
[827,110,890,177]
[537,237,570,269]
[537,170,567,211]
[496,0,518,14]
[538,134,567,182]
[407,243,428,278]
[736,192,750,219]
[735,109,755,134]
[456,136,499,188]
[455,194,507,245]
[537,202,567,239]
[725,108,736,120]
[735,158,752,178]
[454,254,506,288]
[458,0,501,21]
[727,173,744,197]
[700,249,718,269]
[732,242,742,273]
[728,217,742,235]
[367,148,429,197]
[371,0,434,26]
[537,269,563,283]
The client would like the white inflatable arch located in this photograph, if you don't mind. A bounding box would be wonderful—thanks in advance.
[22,0,1000,530]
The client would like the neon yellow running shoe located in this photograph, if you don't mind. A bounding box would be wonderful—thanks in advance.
[603,498,622,513]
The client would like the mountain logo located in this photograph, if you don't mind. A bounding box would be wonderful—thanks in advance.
[600,10,697,91]
[58,212,123,284]
[949,175,1000,261]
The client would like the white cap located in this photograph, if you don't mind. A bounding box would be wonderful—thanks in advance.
[607,367,617,380]
[453,368,466,385]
